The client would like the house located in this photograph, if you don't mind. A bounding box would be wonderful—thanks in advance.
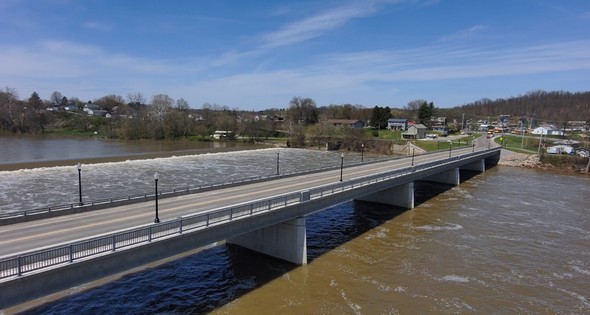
[213,130,233,139]
[324,119,365,129]
[402,124,427,139]
[532,126,564,136]
[387,118,408,130]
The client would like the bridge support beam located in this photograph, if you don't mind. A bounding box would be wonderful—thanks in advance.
[422,167,460,186]
[460,159,485,172]
[227,217,307,265]
[356,182,415,209]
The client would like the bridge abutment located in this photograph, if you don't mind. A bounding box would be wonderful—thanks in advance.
[227,217,308,265]
[355,182,415,209]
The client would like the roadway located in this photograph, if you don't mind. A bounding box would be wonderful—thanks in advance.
[0,145,491,258]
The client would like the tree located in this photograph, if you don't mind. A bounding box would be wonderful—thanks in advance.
[127,92,145,105]
[370,106,391,129]
[50,91,63,107]
[95,94,125,112]
[174,98,193,139]
[28,91,49,133]
[404,99,424,120]
[287,96,318,124]
[0,87,20,132]
[149,94,173,139]
[418,101,437,129]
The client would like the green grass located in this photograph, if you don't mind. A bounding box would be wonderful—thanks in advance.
[495,134,540,154]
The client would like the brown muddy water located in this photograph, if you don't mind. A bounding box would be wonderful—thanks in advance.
[13,164,589,314]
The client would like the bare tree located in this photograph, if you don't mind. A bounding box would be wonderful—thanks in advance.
[50,91,63,107]
[149,94,173,139]
[404,99,425,121]
[287,96,318,124]
[127,92,145,106]
[0,87,19,131]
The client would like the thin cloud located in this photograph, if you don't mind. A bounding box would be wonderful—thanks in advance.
[440,25,488,42]
[258,3,379,49]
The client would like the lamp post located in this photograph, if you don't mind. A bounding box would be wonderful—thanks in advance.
[361,143,364,163]
[449,142,452,157]
[276,152,280,176]
[340,153,344,182]
[77,163,82,205]
[154,172,160,223]
[411,149,415,166]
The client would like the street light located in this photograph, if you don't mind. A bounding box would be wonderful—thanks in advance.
[361,143,364,163]
[411,149,415,166]
[276,152,280,175]
[449,141,452,157]
[77,163,82,205]
[154,172,160,223]
[340,153,344,182]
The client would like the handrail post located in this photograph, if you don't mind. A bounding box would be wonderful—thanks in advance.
[17,256,22,276]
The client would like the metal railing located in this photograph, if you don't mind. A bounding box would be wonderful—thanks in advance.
[0,148,498,280]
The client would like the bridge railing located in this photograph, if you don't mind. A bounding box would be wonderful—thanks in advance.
[0,148,498,280]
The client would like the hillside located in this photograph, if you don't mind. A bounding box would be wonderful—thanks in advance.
[439,90,590,125]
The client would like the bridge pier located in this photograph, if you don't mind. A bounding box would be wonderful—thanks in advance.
[355,182,415,209]
[422,167,460,185]
[227,217,307,265]
[460,159,485,172]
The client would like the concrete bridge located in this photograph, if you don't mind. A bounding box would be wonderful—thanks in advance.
[0,146,500,309]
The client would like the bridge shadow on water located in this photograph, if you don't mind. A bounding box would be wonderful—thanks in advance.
[25,174,479,314]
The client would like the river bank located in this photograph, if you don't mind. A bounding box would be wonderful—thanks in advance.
[498,149,589,174]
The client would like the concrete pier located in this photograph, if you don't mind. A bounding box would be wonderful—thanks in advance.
[355,182,415,209]
[227,217,307,265]
[422,167,460,185]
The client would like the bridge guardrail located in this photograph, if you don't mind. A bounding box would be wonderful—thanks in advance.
[0,148,499,280]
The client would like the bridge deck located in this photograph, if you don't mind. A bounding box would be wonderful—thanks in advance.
[0,146,498,259]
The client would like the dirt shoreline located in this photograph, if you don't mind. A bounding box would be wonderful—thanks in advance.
[498,149,589,175]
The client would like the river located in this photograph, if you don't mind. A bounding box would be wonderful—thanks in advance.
[1,137,589,314]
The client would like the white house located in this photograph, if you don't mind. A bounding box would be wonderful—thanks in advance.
[387,118,408,130]
[532,126,564,136]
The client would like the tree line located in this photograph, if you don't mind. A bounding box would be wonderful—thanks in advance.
[1,87,587,141]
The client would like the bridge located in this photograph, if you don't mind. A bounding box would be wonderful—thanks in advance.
[0,144,500,309]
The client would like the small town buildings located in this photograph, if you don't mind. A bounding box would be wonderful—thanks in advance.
[324,119,365,129]
[387,118,408,130]
[532,125,564,136]
[402,124,427,139]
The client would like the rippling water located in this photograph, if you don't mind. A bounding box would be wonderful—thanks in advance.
[0,148,371,213]
[18,165,590,314]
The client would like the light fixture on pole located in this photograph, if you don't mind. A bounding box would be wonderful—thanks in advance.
[77,163,82,205]
[361,143,364,163]
[340,153,344,182]
[154,172,160,223]
[276,152,280,176]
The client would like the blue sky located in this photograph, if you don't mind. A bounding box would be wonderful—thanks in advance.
[1,0,590,110]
